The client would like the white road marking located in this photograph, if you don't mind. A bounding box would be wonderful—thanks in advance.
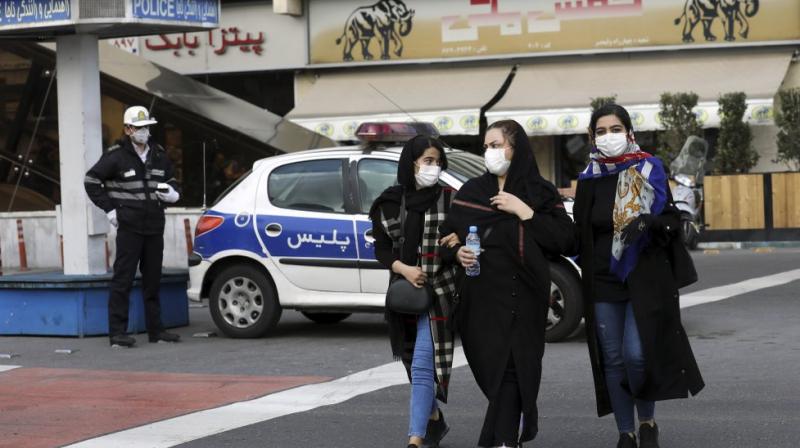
[0,365,20,373]
[66,268,800,448]
[680,268,800,309]
[65,349,468,447]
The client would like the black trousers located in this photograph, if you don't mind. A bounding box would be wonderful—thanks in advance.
[108,229,164,338]
[493,357,523,446]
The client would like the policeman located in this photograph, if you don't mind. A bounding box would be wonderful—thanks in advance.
[84,106,182,348]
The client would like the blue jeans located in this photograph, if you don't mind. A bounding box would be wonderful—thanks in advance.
[408,313,438,438]
[594,301,655,434]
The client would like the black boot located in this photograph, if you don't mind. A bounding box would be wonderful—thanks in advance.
[109,334,136,348]
[617,433,637,448]
[422,409,449,448]
[639,422,659,448]
[149,331,181,343]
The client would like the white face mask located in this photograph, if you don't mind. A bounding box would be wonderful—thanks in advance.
[131,127,150,145]
[415,164,441,188]
[484,148,511,176]
[595,132,629,158]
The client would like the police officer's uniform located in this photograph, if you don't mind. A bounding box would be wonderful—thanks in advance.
[85,134,181,346]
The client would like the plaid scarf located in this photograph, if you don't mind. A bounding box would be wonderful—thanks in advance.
[381,188,459,402]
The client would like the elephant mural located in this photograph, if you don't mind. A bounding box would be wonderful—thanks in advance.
[335,0,415,61]
[674,0,760,42]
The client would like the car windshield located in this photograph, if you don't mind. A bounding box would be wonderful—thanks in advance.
[445,151,486,182]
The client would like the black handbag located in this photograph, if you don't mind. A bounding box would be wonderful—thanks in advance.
[668,231,698,289]
[385,193,432,314]
[386,276,432,314]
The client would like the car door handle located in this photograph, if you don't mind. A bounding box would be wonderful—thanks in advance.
[364,229,375,243]
[265,223,282,237]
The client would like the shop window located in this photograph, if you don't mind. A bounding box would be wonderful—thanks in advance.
[0,46,60,211]
[268,159,346,213]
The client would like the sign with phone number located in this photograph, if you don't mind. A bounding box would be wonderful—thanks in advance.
[0,0,71,25]
[132,0,219,24]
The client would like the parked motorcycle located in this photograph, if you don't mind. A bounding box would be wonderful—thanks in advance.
[669,136,708,250]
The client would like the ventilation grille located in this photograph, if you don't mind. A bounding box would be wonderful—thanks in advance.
[80,0,126,18]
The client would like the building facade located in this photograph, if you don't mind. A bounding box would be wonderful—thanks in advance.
[290,0,800,186]
[0,0,798,212]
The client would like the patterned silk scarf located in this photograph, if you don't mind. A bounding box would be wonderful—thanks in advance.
[579,144,668,281]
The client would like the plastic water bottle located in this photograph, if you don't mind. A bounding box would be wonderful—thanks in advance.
[465,225,481,277]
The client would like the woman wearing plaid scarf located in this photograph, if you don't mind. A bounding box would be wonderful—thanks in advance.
[571,104,704,448]
[441,120,574,447]
[369,135,461,448]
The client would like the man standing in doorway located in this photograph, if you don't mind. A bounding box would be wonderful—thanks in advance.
[84,106,182,348]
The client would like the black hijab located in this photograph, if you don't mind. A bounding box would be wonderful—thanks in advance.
[369,135,448,264]
[441,120,562,241]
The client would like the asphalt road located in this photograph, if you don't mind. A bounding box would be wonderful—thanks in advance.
[1,248,799,448]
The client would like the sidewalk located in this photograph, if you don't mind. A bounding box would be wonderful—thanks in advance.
[698,241,800,250]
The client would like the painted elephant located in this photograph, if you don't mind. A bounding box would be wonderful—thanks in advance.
[335,0,415,61]
[674,0,759,43]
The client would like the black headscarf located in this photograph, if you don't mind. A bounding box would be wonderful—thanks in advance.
[441,120,562,244]
[369,135,448,265]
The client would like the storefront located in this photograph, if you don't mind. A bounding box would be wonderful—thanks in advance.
[0,1,329,211]
[289,0,800,187]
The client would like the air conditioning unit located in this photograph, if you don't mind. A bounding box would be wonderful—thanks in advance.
[274,0,303,16]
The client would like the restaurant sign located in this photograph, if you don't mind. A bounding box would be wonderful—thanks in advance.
[107,3,306,74]
[309,0,800,65]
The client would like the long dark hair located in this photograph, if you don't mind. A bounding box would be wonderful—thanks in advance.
[589,103,634,136]
[396,135,447,188]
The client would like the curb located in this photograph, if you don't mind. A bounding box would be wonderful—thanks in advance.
[698,241,800,250]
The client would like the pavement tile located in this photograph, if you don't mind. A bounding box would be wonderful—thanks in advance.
[0,367,330,448]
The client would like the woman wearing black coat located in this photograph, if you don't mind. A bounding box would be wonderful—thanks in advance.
[441,120,574,447]
[571,104,704,448]
[370,136,461,448]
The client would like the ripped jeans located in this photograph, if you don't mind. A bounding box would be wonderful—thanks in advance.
[594,301,655,434]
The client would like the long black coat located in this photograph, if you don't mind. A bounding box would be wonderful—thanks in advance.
[448,176,574,445]
[572,177,705,417]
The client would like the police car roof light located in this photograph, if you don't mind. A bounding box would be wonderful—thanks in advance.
[355,122,439,143]
[195,215,224,238]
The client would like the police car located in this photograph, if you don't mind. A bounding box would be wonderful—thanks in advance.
[188,123,583,342]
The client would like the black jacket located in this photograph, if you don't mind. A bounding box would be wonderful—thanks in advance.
[84,137,180,235]
[570,176,705,417]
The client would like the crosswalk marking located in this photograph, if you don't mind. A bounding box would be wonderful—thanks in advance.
[65,350,468,447]
[679,268,800,309]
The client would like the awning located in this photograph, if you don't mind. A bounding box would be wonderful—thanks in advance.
[32,42,335,153]
[781,60,800,90]
[489,48,794,135]
[288,65,513,140]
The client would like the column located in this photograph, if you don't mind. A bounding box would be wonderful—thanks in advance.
[56,34,108,275]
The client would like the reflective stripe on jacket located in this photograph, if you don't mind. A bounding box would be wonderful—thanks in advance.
[84,137,180,235]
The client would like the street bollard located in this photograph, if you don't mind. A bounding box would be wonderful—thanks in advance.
[105,239,111,271]
[16,219,27,272]
[184,218,194,255]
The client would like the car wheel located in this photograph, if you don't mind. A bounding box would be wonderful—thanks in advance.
[545,262,583,343]
[209,264,281,338]
[301,312,352,324]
